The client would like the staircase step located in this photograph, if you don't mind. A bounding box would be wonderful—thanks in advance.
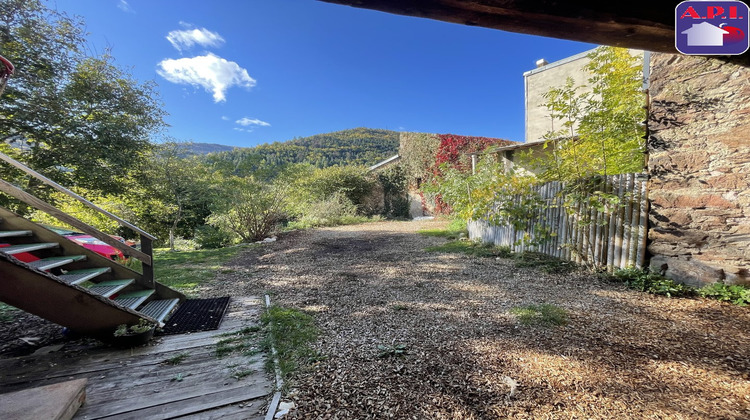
[114,289,155,309]
[27,255,86,271]
[0,230,32,238]
[58,267,111,285]
[139,298,180,324]
[87,279,134,298]
[0,242,58,255]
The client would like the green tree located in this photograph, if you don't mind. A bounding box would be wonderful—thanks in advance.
[136,142,216,249]
[0,0,165,209]
[524,46,646,181]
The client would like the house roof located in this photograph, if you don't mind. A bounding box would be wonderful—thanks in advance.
[368,154,401,172]
[480,140,549,155]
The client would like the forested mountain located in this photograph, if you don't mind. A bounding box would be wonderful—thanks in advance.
[184,143,235,155]
[203,128,399,176]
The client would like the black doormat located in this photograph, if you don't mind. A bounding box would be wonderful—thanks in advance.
[157,296,231,336]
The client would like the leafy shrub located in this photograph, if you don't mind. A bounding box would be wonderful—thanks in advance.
[209,177,288,242]
[377,165,409,219]
[698,283,750,306]
[0,303,18,323]
[289,193,360,229]
[608,268,693,298]
[297,165,374,211]
[194,225,234,249]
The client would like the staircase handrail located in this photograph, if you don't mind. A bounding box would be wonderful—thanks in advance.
[0,152,156,285]
[0,152,156,239]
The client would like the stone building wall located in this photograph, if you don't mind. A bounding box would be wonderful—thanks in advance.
[648,53,750,286]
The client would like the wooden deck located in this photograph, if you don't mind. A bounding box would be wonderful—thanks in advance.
[0,296,274,420]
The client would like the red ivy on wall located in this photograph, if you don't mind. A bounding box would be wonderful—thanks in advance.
[423,134,514,215]
[430,134,514,178]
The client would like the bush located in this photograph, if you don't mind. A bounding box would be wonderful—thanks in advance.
[288,193,375,229]
[607,268,694,298]
[194,225,234,249]
[209,177,288,242]
[297,165,374,210]
[377,165,409,219]
[698,283,750,306]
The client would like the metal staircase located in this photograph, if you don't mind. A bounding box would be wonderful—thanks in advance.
[0,153,185,340]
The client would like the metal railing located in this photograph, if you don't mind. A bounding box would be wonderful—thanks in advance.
[0,152,156,286]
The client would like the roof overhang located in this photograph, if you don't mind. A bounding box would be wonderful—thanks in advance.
[320,1,750,65]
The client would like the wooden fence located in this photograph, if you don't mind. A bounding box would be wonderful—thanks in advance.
[468,173,649,270]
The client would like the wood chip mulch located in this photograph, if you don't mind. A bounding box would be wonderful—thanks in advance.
[200,219,750,419]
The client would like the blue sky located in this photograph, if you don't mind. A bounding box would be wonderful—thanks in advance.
[53,0,596,148]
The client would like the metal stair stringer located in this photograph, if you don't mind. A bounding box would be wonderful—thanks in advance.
[0,207,184,302]
[0,252,152,336]
[0,205,185,336]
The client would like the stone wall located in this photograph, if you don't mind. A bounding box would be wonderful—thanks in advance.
[648,53,750,286]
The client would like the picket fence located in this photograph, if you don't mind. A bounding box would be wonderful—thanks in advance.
[468,173,649,270]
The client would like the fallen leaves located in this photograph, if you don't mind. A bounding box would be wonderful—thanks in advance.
[211,220,750,419]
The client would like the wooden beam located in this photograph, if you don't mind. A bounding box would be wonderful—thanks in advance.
[320,0,677,53]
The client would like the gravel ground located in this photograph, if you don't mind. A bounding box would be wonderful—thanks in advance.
[199,219,750,419]
[3,219,749,418]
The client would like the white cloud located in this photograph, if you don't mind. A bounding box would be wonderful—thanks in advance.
[157,53,256,102]
[236,118,270,127]
[117,0,134,13]
[167,27,225,52]
[221,116,230,121]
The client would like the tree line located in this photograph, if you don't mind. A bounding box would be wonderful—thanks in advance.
[0,1,406,250]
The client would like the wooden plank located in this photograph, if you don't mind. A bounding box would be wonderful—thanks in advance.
[174,402,266,420]
[0,378,87,420]
[628,174,643,267]
[0,313,261,386]
[621,173,635,268]
[82,357,267,409]
[606,175,620,271]
[0,296,271,420]
[636,175,649,268]
[0,345,223,384]
[0,152,157,240]
[613,175,626,269]
[84,381,272,419]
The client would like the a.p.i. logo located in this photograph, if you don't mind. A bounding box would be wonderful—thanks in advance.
[676,1,749,55]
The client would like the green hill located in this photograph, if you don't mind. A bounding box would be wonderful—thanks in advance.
[205,128,399,176]
[185,142,235,155]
